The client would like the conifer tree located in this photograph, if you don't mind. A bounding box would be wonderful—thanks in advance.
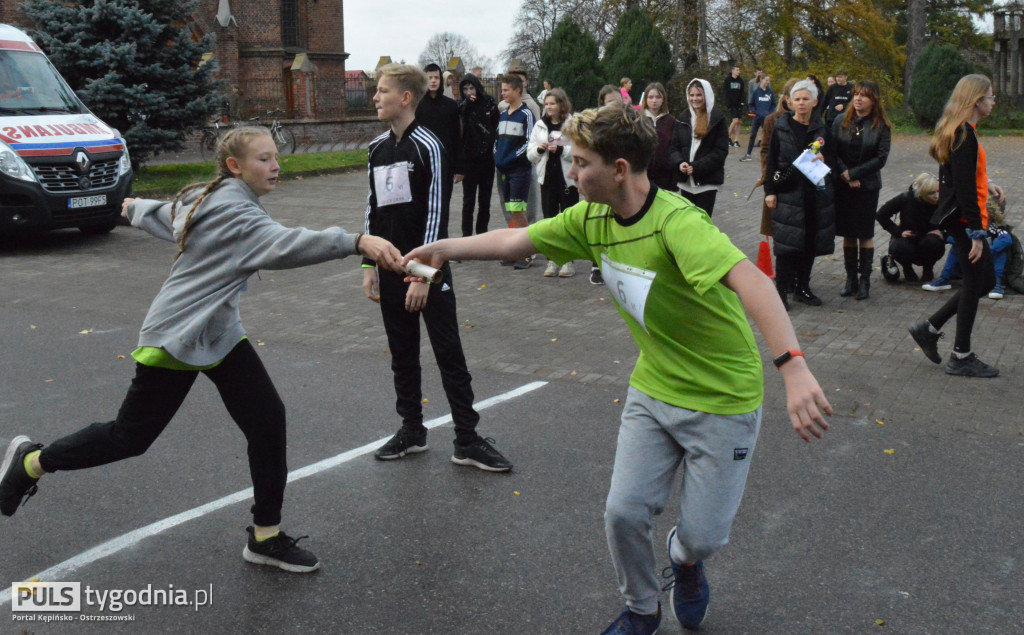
[602,6,675,104]
[539,19,604,110]
[21,0,222,167]
[908,41,976,128]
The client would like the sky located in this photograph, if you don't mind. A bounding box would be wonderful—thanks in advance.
[343,1,520,73]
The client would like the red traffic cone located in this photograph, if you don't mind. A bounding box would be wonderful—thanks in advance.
[756,238,775,279]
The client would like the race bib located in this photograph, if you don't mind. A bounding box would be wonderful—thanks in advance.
[601,253,656,333]
[373,162,413,207]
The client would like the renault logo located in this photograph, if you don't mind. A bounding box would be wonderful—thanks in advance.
[75,151,91,175]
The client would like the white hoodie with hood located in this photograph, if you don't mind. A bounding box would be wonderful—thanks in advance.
[679,78,719,196]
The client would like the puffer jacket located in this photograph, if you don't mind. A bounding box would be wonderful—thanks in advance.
[764,112,836,256]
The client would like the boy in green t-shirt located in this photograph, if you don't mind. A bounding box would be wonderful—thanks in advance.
[403,102,832,634]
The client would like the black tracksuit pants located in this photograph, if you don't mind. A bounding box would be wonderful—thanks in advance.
[461,160,495,236]
[38,339,288,526]
[378,266,480,445]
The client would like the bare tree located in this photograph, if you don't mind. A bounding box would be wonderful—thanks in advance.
[417,32,495,73]
[502,0,604,72]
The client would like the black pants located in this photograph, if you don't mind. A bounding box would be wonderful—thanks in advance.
[746,116,765,155]
[540,181,579,220]
[38,339,288,526]
[680,190,718,217]
[890,233,945,270]
[461,160,495,236]
[928,224,995,353]
[378,267,480,444]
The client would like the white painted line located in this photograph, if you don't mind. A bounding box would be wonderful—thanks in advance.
[1,380,547,605]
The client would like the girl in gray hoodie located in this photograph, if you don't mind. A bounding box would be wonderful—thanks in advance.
[0,127,401,573]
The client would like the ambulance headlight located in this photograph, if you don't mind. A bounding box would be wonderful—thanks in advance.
[119,143,131,176]
[0,141,37,182]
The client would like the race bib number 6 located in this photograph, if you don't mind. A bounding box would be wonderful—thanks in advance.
[373,162,413,207]
[601,253,656,333]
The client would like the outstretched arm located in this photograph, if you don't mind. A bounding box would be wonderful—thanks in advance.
[403,228,535,270]
[721,259,833,441]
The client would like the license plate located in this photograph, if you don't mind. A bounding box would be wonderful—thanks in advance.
[68,195,107,209]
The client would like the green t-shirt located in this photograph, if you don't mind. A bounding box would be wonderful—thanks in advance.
[528,186,763,414]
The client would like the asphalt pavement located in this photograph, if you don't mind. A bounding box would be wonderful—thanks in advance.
[1,134,1022,634]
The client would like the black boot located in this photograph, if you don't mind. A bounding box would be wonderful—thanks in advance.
[840,246,858,297]
[856,247,874,300]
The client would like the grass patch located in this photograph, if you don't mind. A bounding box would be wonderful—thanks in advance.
[132,149,368,197]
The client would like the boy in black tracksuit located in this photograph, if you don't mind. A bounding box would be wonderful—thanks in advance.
[416,63,462,215]
[363,63,511,471]
[823,71,853,128]
[457,73,500,236]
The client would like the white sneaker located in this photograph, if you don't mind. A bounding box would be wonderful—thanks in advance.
[558,262,575,277]
[988,288,1004,299]
[544,260,559,277]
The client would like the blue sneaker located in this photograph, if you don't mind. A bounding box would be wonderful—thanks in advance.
[664,528,709,630]
[601,603,661,635]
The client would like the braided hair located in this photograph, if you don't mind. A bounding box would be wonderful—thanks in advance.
[170,126,271,261]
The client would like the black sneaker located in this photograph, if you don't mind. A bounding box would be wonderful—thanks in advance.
[945,353,999,378]
[513,256,532,270]
[590,267,605,285]
[908,321,943,364]
[374,428,428,460]
[0,436,42,517]
[452,437,512,472]
[793,287,822,306]
[243,526,320,573]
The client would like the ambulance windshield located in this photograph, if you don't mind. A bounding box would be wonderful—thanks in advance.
[0,50,83,114]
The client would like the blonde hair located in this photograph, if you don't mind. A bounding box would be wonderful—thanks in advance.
[642,82,668,117]
[377,63,429,104]
[929,74,992,165]
[686,80,709,139]
[911,172,939,200]
[170,126,271,260]
[563,101,656,172]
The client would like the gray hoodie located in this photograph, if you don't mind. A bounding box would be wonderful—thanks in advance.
[126,178,360,366]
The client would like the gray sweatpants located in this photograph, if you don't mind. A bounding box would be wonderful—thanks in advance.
[605,386,761,614]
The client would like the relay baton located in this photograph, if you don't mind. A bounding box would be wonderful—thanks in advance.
[402,260,443,284]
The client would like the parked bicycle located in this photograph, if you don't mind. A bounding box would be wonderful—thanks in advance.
[197,109,296,160]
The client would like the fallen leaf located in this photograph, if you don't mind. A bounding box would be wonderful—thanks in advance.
[78,328,93,334]
[295,176,304,181]
[117,355,125,359]
[876,619,886,626]
[614,399,621,404]
[44,379,54,383]
[30,325,37,329]
[546,329,554,333]
[883,449,895,455]
[478,284,486,290]
[570,370,577,376]
[513,491,520,496]
[551,338,557,342]
[876,419,884,425]
[422,398,429,403]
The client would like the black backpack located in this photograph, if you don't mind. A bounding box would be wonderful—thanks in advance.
[1003,227,1024,294]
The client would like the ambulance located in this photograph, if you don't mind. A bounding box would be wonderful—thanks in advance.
[0,24,132,236]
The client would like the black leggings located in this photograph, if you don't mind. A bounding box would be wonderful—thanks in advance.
[679,190,718,217]
[890,233,946,270]
[928,225,995,353]
[39,339,288,526]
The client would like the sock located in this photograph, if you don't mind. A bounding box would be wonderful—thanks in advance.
[254,532,279,542]
[926,322,939,335]
[953,350,971,359]
[24,451,42,480]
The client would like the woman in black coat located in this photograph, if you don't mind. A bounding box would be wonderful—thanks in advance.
[668,78,729,216]
[830,80,892,300]
[876,173,944,281]
[764,79,836,309]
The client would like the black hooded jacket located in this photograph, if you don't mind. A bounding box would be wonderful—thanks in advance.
[457,74,499,165]
[415,87,462,173]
